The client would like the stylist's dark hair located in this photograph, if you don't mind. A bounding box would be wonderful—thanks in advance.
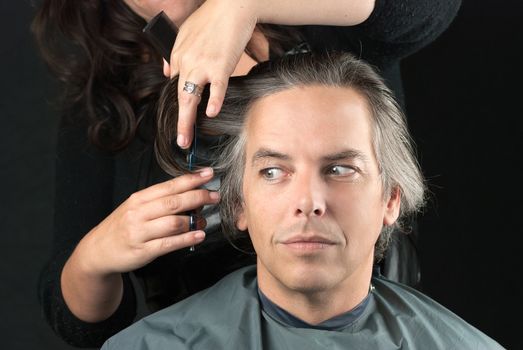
[32,0,303,151]
[32,0,164,150]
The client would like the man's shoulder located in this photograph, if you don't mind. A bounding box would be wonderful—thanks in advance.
[102,265,258,350]
[371,277,504,349]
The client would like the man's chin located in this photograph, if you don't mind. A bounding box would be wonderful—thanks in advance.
[281,265,340,295]
[258,257,346,295]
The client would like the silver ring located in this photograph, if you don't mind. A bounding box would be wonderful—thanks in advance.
[183,81,203,97]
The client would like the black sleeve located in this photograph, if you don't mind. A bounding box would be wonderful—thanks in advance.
[300,0,462,67]
[38,112,137,348]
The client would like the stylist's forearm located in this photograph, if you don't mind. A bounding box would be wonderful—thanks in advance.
[252,0,376,26]
[61,239,123,323]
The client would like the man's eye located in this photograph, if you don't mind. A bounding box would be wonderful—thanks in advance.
[261,167,285,180]
[327,165,356,177]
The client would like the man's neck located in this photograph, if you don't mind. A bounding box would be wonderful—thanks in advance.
[257,262,373,325]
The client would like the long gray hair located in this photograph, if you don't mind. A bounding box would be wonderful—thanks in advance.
[155,52,425,261]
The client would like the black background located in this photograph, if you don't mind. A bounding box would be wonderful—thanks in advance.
[1,1,521,349]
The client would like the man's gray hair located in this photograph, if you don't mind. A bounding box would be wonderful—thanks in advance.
[156,52,426,261]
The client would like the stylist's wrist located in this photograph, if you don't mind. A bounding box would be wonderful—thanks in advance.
[72,228,119,278]
[221,0,258,24]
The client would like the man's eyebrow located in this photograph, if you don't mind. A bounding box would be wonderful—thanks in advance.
[251,148,369,165]
[322,149,370,163]
[251,148,291,165]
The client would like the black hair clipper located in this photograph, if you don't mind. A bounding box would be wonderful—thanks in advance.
[143,11,177,61]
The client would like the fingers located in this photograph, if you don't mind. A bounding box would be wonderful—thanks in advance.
[163,59,171,78]
[176,74,230,145]
[206,77,228,117]
[134,167,215,203]
[146,230,206,256]
[141,188,220,221]
[177,72,205,148]
[171,52,230,146]
[164,0,254,147]
[169,49,180,79]
[144,215,207,241]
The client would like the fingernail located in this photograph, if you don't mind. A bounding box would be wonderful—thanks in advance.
[177,134,187,147]
[207,104,216,116]
[209,191,220,200]
[194,231,206,240]
[197,167,213,177]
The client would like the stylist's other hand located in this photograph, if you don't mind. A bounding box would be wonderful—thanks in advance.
[164,0,258,148]
[77,168,219,276]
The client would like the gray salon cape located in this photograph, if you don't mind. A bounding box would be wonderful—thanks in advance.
[102,266,503,350]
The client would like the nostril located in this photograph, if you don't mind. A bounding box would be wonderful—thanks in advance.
[294,205,324,217]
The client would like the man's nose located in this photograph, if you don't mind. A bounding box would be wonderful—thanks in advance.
[292,172,326,218]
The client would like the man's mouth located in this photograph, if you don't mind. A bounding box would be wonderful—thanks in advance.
[280,234,337,251]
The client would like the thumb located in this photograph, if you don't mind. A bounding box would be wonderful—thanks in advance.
[163,59,171,78]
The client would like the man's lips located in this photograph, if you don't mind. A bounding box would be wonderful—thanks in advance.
[279,234,338,251]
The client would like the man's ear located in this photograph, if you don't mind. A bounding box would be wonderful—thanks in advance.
[236,208,248,231]
[383,187,401,226]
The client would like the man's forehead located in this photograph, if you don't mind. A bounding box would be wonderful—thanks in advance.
[245,85,370,127]
[243,85,375,162]
[248,84,368,110]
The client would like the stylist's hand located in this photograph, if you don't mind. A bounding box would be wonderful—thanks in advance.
[77,168,219,276]
[164,0,258,148]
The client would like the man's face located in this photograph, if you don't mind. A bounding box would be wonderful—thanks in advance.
[237,85,400,297]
